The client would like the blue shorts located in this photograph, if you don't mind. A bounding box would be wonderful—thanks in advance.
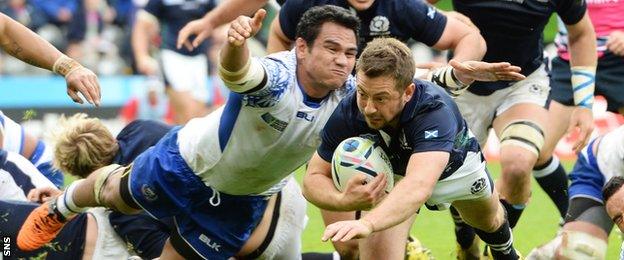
[128,127,268,259]
[568,139,605,202]
[549,52,624,113]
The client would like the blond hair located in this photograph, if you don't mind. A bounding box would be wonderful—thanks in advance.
[356,37,415,91]
[50,113,118,178]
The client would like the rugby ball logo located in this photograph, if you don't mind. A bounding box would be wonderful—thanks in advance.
[331,137,394,192]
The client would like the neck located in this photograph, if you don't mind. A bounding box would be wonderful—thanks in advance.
[296,64,332,99]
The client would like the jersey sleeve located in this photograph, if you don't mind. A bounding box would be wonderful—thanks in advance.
[239,55,293,108]
[143,0,164,18]
[397,0,447,46]
[278,0,310,40]
[405,105,457,154]
[317,100,356,162]
[555,0,587,25]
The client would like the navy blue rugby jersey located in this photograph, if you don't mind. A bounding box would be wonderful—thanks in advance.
[144,0,215,56]
[113,119,173,165]
[452,0,586,95]
[279,0,447,53]
[317,80,481,180]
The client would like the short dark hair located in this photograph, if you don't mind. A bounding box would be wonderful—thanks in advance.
[603,176,624,202]
[295,5,360,47]
[356,37,415,91]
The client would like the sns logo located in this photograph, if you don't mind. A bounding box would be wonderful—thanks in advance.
[296,111,315,122]
[3,236,10,257]
[199,234,221,252]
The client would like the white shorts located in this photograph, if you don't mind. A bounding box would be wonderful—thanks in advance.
[454,65,550,146]
[257,176,307,260]
[160,49,209,103]
[425,151,493,211]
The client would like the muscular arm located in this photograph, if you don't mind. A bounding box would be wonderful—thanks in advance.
[131,10,159,71]
[267,17,293,53]
[361,151,448,231]
[204,0,267,29]
[303,152,346,211]
[432,15,486,62]
[566,13,597,70]
[0,13,62,69]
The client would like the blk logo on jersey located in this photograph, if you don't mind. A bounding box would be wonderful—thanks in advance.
[296,111,315,122]
[425,130,439,139]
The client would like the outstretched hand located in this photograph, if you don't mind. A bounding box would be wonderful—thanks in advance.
[177,17,214,51]
[227,9,266,46]
[65,67,101,107]
[448,60,526,85]
[322,219,374,242]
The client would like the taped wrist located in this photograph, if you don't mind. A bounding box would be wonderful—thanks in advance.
[571,66,596,109]
[427,66,469,97]
[218,58,265,93]
[53,55,83,77]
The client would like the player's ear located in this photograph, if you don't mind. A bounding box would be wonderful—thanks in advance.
[403,83,415,102]
[295,38,309,57]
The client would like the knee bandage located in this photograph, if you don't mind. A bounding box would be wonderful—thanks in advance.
[559,230,606,260]
[500,120,545,156]
[93,164,122,205]
[218,58,265,93]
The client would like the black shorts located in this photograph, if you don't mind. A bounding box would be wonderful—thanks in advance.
[0,200,87,259]
[549,52,624,113]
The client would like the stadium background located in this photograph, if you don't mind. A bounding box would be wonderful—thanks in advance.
[0,0,621,258]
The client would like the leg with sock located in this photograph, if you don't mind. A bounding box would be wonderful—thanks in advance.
[533,156,569,219]
[474,220,519,260]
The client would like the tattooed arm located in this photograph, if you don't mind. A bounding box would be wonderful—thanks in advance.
[0,13,101,106]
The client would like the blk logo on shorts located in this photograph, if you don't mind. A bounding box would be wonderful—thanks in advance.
[471,177,487,194]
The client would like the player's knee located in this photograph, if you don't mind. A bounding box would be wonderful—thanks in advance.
[501,156,534,181]
[556,230,606,260]
[500,120,545,158]
[333,240,359,260]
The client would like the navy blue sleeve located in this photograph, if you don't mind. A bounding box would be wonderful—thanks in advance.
[143,0,164,18]
[405,105,457,154]
[317,101,356,163]
[555,0,587,25]
[278,0,311,40]
[395,0,447,46]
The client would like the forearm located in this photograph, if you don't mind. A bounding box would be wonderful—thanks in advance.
[567,15,597,108]
[219,42,250,74]
[449,32,486,62]
[204,0,267,28]
[131,11,157,61]
[302,173,346,211]
[266,19,292,53]
[568,25,597,68]
[360,178,431,231]
[0,13,62,70]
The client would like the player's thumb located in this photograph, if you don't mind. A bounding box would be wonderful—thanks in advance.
[251,9,267,29]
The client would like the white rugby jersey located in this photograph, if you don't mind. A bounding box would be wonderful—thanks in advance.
[0,110,24,154]
[596,125,624,182]
[0,150,56,200]
[0,110,53,168]
[177,50,355,195]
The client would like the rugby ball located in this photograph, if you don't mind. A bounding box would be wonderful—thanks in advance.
[331,137,394,193]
